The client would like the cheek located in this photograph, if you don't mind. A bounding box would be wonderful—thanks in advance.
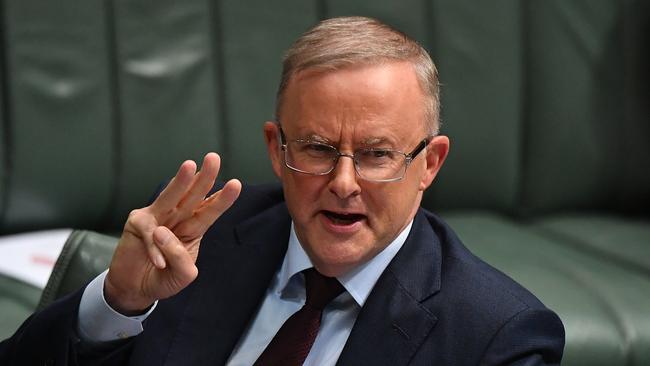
[363,186,399,220]
[283,175,325,215]
[364,183,419,224]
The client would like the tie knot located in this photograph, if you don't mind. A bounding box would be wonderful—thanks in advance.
[304,268,344,310]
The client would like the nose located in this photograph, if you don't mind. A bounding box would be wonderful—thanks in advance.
[327,155,361,199]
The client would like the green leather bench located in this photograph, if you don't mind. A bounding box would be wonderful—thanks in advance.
[0,1,648,365]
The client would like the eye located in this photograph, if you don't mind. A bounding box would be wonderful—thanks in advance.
[369,150,392,158]
[358,149,396,162]
[306,143,331,152]
[298,142,336,158]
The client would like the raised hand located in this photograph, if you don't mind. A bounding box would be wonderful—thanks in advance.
[104,152,241,314]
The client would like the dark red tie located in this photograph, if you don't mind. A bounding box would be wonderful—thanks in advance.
[254,268,345,366]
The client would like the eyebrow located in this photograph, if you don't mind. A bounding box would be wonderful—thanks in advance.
[302,134,332,143]
[360,137,392,146]
[297,133,394,147]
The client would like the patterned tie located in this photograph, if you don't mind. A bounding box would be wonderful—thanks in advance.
[254,268,345,366]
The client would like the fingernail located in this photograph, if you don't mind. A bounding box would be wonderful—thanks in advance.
[154,254,166,269]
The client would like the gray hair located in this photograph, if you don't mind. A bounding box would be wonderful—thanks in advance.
[276,16,440,135]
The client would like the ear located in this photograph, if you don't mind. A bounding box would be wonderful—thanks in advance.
[263,121,284,179]
[419,135,450,191]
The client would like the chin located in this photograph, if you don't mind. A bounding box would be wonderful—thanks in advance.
[310,247,369,277]
[313,262,354,278]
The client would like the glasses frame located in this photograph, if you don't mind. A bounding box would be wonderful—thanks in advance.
[278,127,432,182]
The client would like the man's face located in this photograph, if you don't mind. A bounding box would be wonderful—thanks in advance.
[264,61,449,277]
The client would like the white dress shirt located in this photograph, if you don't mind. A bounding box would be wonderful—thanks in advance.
[78,220,412,365]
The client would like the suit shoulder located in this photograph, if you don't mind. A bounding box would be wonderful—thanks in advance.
[417,210,564,363]
[422,209,550,317]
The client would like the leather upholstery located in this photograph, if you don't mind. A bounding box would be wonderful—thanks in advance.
[443,212,650,365]
[37,230,118,310]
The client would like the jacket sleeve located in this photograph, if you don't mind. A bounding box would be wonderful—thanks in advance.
[0,288,135,366]
[480,307,566,366]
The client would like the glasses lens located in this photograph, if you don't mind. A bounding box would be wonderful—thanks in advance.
[355,149,407,181]
[285,141,338,174]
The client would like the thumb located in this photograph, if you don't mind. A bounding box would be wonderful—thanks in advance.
[152,226,199,285]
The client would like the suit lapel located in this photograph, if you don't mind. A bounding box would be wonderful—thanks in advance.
[337,210,441,366]
[163,202,292,366]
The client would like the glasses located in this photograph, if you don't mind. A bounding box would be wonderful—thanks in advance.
[279,127,432,182]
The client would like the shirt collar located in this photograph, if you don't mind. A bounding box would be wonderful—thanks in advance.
[277,220,413,307]
[276,222,313,294]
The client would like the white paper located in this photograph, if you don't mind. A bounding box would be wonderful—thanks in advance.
[0,229,72,289]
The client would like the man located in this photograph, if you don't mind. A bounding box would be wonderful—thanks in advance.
[0,16,564,365]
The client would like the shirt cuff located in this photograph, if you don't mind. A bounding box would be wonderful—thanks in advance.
[77,269,157,342]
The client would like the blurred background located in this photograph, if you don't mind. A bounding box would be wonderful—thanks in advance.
[0,0,648,365]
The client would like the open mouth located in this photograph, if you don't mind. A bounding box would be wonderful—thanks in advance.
[322,210,366,225]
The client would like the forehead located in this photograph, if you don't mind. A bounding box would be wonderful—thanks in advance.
[279,61,427,144]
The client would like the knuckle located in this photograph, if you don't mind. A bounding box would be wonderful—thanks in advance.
[128,208,158,226]
[127,209,140,220]
[127,208,147,223]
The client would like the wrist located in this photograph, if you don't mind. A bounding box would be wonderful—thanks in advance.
[104,274,154,316]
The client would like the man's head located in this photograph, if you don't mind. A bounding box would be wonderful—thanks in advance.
[264,16,449,277]
[276,16,441,135]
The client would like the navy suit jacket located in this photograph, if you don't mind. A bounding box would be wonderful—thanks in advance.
[0,183,564,365]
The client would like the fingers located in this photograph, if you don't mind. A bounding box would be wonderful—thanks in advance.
[174,179,242,239]
[153,226,199,285]
[175,153,221,214]
[146,152,236,244]
[151,159,198,214]
[206,179,242,216]
[150,153,221,225]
